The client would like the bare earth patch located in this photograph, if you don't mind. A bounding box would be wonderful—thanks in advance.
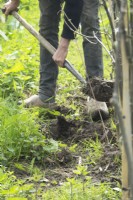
[12,96,121,192]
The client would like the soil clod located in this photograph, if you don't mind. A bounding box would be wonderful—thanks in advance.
[82,77,114,102]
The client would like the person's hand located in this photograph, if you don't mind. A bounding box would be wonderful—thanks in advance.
[52,38,70,67]
[3,0,19,16]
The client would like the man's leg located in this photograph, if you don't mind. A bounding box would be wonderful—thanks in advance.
[81,0,109,120]
[81,0,103,80]
[22,0,61,108]
[38,0,61,103]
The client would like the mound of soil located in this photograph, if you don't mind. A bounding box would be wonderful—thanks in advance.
[42,115,120,185]
[13,102,120,191]
[82,77,114,102]
[49,116,105,142]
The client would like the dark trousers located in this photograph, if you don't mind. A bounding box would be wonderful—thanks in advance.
[38,0,103,102]
[81,0,103,79]
[38,0,61,102]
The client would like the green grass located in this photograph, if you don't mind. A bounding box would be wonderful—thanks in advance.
[42,179,121,200]
[82,138,103,165]
[0,166,121,200]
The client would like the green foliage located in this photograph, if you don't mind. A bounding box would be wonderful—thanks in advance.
[0,167,33,200]
[73,165,88,176]
[110,119,117,131]
[0,3,39,98]
[42,178,121,200]
[0,166,121,200]
[82,138,103,165]
[0,99,59,163]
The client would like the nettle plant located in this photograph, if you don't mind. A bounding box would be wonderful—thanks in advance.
[0,99,59,164]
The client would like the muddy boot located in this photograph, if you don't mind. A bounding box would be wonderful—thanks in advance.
[86,96,109,121]
[18,95,56,109]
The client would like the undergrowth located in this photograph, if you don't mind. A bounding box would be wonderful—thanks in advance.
[0,98,59,164]
[0,166,121,200]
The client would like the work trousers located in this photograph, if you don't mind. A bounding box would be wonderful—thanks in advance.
[81,0,103,80]
[38,0,103,102]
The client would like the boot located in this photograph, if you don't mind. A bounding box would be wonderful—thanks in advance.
[86,96,109,121]
[18,95,56,109]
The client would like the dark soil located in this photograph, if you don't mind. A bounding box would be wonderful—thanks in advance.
[39,105,121,187]
[13,97,121,190]
[82,77,114,102]
[48,116,108,142]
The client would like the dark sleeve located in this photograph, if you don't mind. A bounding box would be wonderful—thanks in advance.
[61,0,83,40]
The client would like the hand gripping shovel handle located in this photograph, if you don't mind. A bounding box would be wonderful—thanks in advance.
[11,11,86,84]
